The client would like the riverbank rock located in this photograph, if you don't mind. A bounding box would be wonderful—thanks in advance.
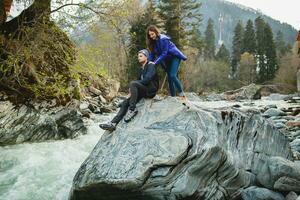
[205,84,262,101]
[77,72,119,103]
[286,192,299,200]
[263,108,286,117]
[222,83,262,100]
[0,85,120,146]
[257,156,300,192]
[69,97,292,200]
[204,84,296,102]
[0,100,87,146]
[241,186,285,200]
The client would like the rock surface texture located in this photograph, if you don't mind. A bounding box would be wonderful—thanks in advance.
[0,100,87,146]
[69,97,294,200]
[0,82,120,146]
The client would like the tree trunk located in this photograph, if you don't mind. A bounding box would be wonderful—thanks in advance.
[0,0,13,24]
[1,0,51,36]
[0,0,76,103]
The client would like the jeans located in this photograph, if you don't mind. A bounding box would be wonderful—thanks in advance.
[166,57,184,97]
[128,81,147,110]
[111,81,147,124]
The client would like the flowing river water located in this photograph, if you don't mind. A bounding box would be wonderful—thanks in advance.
[0,114,113,200]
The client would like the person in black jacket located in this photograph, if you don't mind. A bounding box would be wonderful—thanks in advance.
[99,49,159,131]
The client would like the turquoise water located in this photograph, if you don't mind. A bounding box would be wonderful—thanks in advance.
[0,115,111,200]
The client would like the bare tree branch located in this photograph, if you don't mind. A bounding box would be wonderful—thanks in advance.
[51,3,109,16]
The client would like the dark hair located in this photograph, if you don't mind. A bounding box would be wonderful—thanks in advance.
[146,25,160,52]
[297,30,300,41]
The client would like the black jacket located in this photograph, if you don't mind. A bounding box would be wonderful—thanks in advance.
[137,61,159,98]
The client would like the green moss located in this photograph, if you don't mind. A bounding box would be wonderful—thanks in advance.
[0,21,78,102]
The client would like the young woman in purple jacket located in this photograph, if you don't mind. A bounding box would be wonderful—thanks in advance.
[146,25,187,100]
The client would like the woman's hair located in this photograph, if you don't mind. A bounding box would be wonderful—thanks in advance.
[146,25,160,52]
[297,30,300,41]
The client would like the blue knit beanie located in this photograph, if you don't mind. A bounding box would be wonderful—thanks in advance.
[138,49,149,58]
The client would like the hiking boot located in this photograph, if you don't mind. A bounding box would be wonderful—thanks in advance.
[99,122,116,131]
[124,109,138,123]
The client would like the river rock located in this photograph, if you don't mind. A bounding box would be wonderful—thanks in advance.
[257,157,300,192]
[205,92,224,101]
[287,121,300,127]
[185,92,204,101]
[222,83,262,100]
[273,119,288,124]
[99,95,107,104]
[292,130,300,138]
[265,104,278,109]
[69,97,291,200]
[263,108,286,118]
[286,191,298,200]
[0,101,87,146]
[266,93,290,101]
[88,86,102,96]
[241,186,285,200]
[79,102,89,110]
[103,79,120,101]
[275,122,287,129]
[290,139,300,159]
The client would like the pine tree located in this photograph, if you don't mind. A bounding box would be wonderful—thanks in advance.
[230,21,244,78]
[189,26,205,61]
[127,1,158,83]
[204,18,215,60]
[255,16,267,83]
[155,0,201,88]
[216,44,230,63]
[275,30,290,57]
[264,23,277,81]
[242,20,256,54]
[156,0,202,49]
[255,17,278,83]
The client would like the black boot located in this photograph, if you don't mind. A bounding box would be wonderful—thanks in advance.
[124,109,138,123]
[99,122,117,131]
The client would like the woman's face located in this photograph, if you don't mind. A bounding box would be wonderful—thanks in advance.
[148,31,157,40]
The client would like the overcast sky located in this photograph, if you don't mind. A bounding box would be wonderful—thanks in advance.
[225,0,300,29]
[8,0,300,30]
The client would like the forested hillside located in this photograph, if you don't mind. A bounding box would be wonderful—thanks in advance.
[199,0,297,48]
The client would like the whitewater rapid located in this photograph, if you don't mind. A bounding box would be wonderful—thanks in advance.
[0,114,112,200]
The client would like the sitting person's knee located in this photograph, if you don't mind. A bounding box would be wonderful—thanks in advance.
[129,81,138,87]
[120,98,130,107]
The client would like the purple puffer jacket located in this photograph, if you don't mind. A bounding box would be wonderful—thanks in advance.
[149,34,187,67]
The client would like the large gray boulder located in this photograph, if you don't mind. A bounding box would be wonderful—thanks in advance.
[0,100,87,146]
[69,97,291,200]
[204,84,262,101]
[222,83,262,100]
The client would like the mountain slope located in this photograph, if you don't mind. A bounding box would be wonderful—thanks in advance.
[198,0,297,49]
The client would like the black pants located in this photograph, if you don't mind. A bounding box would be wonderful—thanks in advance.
[111,81,148,124]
